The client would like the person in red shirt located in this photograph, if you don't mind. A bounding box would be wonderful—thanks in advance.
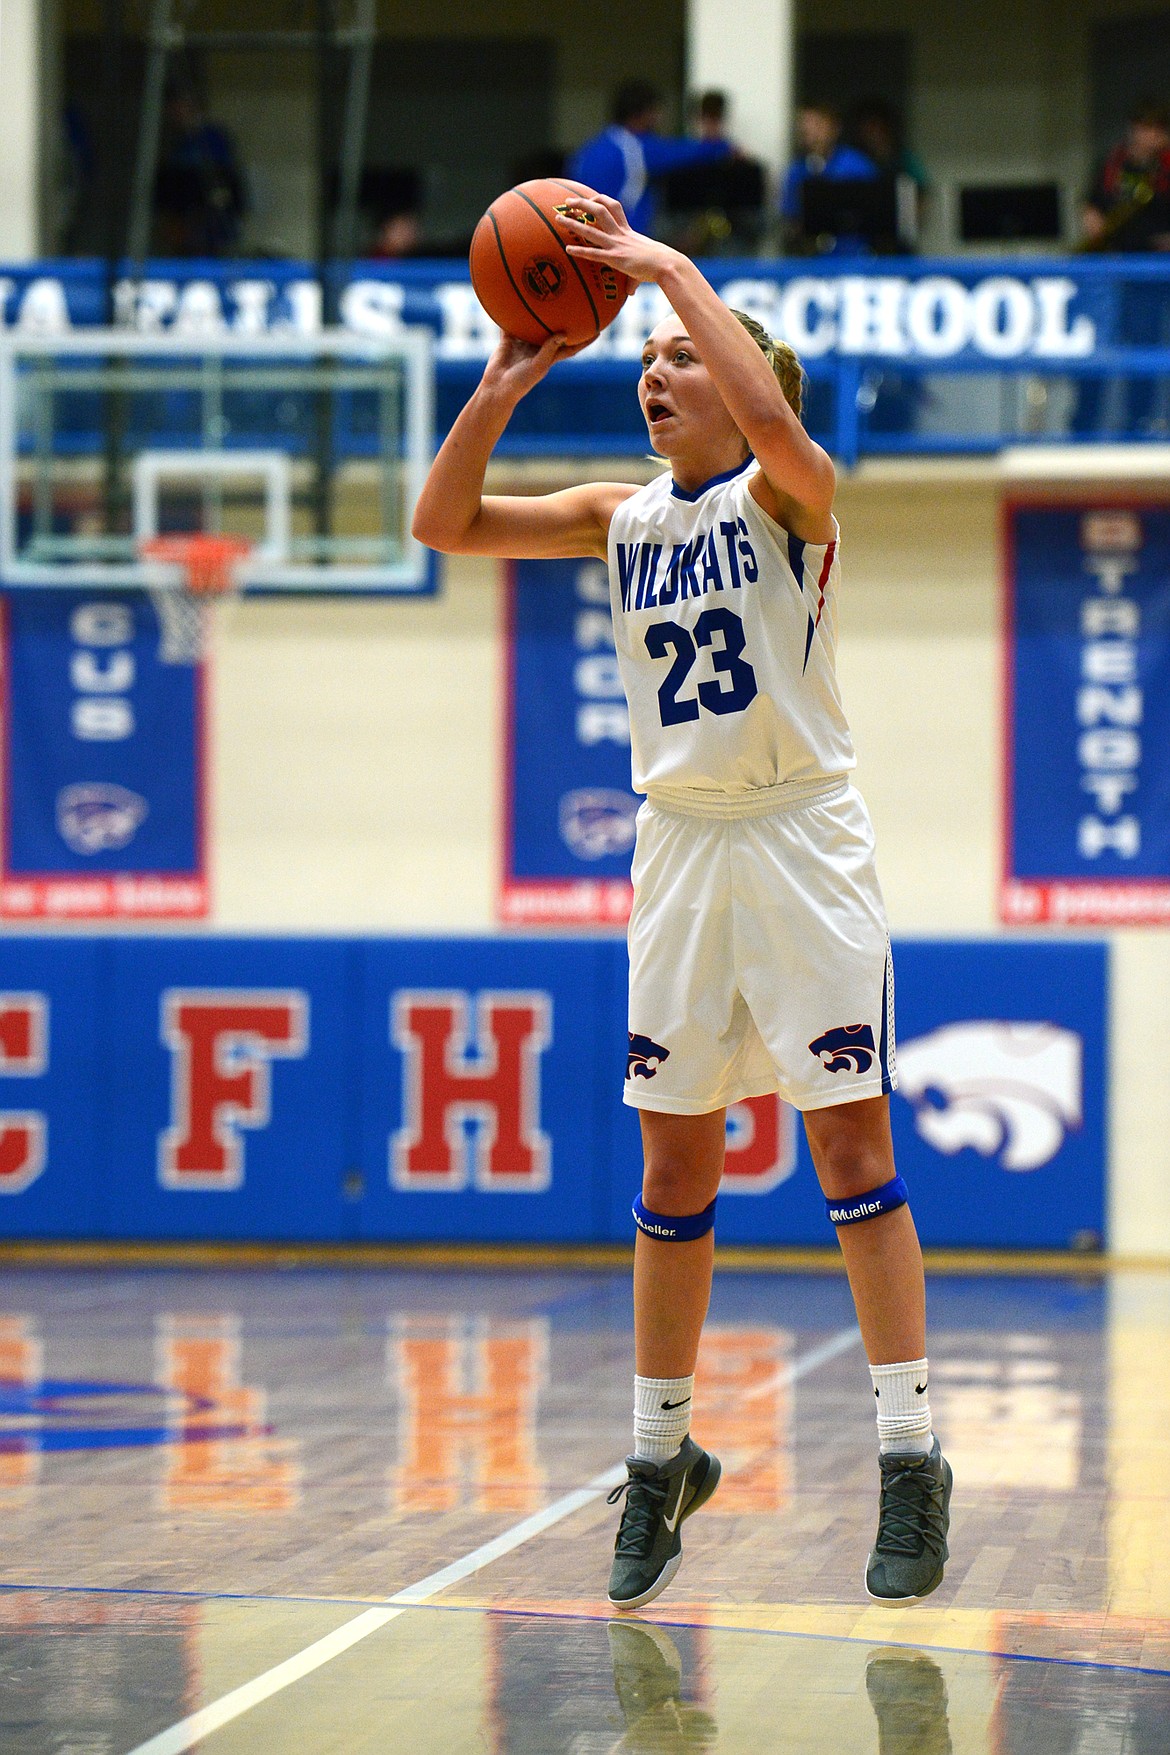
[1075,99,1170,436]
[1083,100,1170,253]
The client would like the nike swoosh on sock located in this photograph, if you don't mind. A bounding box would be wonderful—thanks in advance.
[661,1397,691,1410]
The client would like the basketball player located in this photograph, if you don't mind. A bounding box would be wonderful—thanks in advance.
[412,193,952,1611]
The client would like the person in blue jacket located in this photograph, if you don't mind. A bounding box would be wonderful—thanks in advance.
[780,101,877,253]
[569,80,732,237]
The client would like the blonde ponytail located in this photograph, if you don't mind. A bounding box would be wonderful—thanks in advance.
[730,309,804,420]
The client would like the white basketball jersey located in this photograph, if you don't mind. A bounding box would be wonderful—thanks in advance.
[607,458,856,799]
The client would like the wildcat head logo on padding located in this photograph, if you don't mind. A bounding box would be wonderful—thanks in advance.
[809,1024,876,1074]
[627,1033,670,1080]
[896,1021,1082,1171]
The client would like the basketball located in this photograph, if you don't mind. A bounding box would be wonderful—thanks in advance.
[469,177,631,348]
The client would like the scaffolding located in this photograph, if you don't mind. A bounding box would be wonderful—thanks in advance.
[100,0,377,308]
[94,1,378,537]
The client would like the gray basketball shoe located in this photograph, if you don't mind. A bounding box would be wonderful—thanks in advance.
[606,1436,721,1610]
[865,1437,953,1603]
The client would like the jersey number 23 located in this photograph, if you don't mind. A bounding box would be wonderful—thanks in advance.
[645,607,758,726]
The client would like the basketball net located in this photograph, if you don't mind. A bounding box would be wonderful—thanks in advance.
[139,534,251,664]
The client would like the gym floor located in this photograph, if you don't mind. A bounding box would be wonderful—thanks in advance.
[1,1261,1168,1752]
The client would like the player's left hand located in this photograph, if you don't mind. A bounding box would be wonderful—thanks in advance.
[554,195,680,285]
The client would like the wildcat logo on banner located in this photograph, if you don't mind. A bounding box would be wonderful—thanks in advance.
[0,592,206,919]
[501,557,637,925]
[1002,503,1170,925]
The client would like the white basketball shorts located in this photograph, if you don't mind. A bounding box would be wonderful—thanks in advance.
[624,781,897,1115]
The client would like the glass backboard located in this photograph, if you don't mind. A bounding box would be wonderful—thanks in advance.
[0,328,434,594]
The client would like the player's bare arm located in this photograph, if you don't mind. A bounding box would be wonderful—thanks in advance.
[557,196,836,543]
[411,331,636,560]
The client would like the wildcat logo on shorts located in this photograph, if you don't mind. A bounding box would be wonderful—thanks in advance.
[809,1023,876,1074]
[896,1021,1082,1171]
[627,1033,670,1080]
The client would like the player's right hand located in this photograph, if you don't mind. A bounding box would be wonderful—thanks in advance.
[482,332,588,401]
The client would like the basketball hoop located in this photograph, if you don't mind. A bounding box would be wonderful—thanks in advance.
[139,534,252,664]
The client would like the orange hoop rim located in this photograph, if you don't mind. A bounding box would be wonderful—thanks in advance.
[139,533,252,597]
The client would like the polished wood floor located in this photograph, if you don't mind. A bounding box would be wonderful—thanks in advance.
[1,1264,1168,1751]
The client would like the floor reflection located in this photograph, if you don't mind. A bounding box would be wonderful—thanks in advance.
[865,1648,952,1755]
[607,1622,718,1752]
[2,1594,1170,1752]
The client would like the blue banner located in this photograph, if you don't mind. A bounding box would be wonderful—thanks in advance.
[4,256,1170,461]
[0,255,1132,361]
[502,557,637,925]
[1,590,206,918]
[0,933,1106,1250]
[1003,503,1170,926]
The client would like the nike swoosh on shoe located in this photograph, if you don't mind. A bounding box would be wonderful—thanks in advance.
[662,1478,687,1533]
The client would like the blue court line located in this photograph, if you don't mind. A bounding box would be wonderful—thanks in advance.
[0,1423,261,1451]
[3,1582,1168,1683]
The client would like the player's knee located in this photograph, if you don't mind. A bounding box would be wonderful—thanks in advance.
[812,1141,894,1202]
[641,1155,715,1216]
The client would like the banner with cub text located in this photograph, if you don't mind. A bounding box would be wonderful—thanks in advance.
[1,590,206,918]
[0,933,1106,1249]
[1002,502,1170,926]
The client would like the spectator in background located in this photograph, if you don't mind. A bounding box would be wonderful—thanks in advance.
[370,208,422,260]
[780,101,876,252]
[851,98,928,250]
[1082,99,1170,252]
[569,80,732,236]
[659,89,764,257]
[1075,99,1170,436]
[694,90,730,145]
[153,85,247,256]
[361,167,424,259]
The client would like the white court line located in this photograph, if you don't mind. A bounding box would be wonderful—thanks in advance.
[126,1325,861,1755]
[742,1322,862,1400]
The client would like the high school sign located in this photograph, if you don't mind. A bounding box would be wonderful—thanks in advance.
[0,259,1105,362]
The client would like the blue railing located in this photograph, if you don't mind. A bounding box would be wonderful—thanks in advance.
[3,255,1170,464]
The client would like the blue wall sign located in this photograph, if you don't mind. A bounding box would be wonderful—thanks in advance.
[0,933,1106,1250]
[1,591,206,919]
[502,558,637,925]
[1003,502,1170,925]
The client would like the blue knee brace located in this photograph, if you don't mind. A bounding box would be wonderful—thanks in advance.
[632,1194,717,1242]
[826,1174,909,1227]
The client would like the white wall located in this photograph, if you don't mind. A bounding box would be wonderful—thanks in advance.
[207,465,1170,1259]
[0,0,42,259]
[212,575,500,932]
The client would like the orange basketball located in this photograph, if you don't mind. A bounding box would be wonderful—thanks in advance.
[469,178,631,348]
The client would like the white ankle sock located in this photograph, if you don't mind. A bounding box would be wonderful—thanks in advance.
[633,1374,694,1462]
[870,1358,933,1456]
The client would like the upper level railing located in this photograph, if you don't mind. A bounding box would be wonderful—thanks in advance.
[4,256,1170,464]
